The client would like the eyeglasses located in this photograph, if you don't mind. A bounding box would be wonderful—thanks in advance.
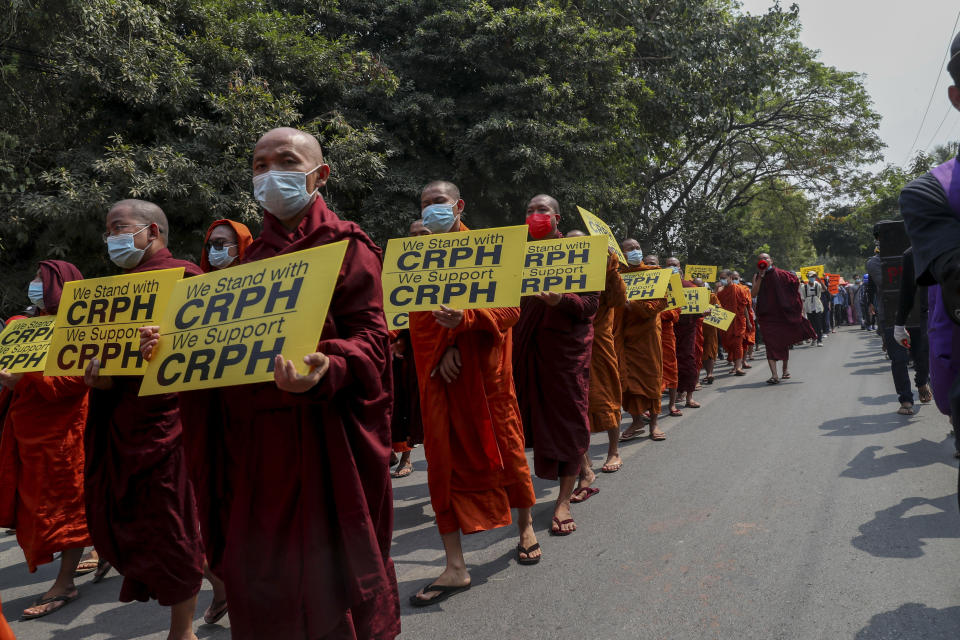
[205,240,237,252]
[102,224,148,243]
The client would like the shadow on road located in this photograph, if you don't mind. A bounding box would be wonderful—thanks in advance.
[851,493,960,558]
[856,602,960,639]
[819,411,913,437]
[857,394,899,406]
[849,366,890,376]
[841,438,956,479]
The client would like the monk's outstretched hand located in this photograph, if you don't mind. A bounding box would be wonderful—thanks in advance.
[273,353,330,393]
[433,304,464,328]
[432,346,461,383]
[0,369,23,390]
[536,291,563,306]
[139,326,161,361]
[84,358,113,390]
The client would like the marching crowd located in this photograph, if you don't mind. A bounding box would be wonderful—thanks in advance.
[0,127,860,640]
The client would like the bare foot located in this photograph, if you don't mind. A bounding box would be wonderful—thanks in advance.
[22,586,78,619]
[413,566,471,603]
[551,503,576,534]
[601,454,622,473]
[166,633,198,640]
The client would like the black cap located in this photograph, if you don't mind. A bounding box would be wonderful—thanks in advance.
[949,32,960,84]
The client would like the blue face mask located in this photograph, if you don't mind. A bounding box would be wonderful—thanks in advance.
[107,225,151,269]
[253,165,320,220]
[27,281,44,307]
[422,203,458,234]
[731,279,740,284]
[670,265,681,274]
[718,278,728,286]
[626,249,643,265]
[208,246,236,269]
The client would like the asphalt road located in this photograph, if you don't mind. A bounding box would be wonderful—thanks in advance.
[2,326,958,639]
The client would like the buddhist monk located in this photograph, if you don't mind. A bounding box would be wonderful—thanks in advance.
[142,128,400,638]
[701,283,721,384]
[646,255,682,416]
[733,270,757,362]
[667,257,702,408]
[568,230,626,473]
[390,219,429,478]
[408,180,540,605]
[717,269,751,376]
[194,219,253,626]
[513,196,599,528]
[751,253,816,383]
[0,261,92,620]
[617,241,669,441]
[84,199,204,640]
[691,277,707,389]
[199,219,253,273]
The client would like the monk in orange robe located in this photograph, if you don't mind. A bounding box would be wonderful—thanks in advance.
[701,287,721,384]
[717,268,752,376]
[733,271,757,362]
[617,241,668,441]
[0,261,92,620]
[646,255,682,416]
[568,231,626,472]
[409,181,539,606]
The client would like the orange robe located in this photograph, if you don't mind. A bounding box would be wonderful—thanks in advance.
[741,284,757,346]
[588,253,627,432]
[718,283,751,361]
[0,595,12,640]
[0,373,91,572]
[694,317,704,374]
[660,307,681,390]
[702,293,720,361]
[615,265,668,416]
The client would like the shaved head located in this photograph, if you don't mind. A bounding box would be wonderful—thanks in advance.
[621,238,640,252]
[254,127,324,165]
[758,252,772,265]
[643,254,659,266]
[109,199,169,243]
[666,256,681,268]
[422,180,460,202]
[719,269,731,279]
[527,194,560,215]
[410,219,430,236]
[566,230,586,237]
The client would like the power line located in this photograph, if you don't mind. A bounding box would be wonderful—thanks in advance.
[923,104,955,152]
[903,7,960,166]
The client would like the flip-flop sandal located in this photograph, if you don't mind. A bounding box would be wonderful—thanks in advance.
[702,376,714,384]
[74,558,99,576]
[669,409,683,417]
[766,377,779,385]
[570,487,599,504]
[92,559,112,584]
[601,462,622,473]
[409,581,471,607]
[22,591,79,620]
[516,542,541,565]
[619,429,644,442]
[203,599,229,625]
[685,401,701,408]
[742,363,752,369]
[391,465,413,478]
[734,370,746,376]
[550,516,576,536]
[650,432,666,441]
[782,373,791,379]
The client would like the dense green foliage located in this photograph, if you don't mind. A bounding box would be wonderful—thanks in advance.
[0,0,886,313]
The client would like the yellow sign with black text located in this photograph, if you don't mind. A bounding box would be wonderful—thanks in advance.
[663,273,685,311]
[800,264,825,280]
[703,305,735,331]
[0,317,56,373]
[382,226,527,314]
[684,265,718,282]
[577,207,627,265]
[387,312,409,331]
[680,286,711,314]
[45,269,184,376]
[521,235,607,295]
[139,243,347,395]
[621,268,673,302]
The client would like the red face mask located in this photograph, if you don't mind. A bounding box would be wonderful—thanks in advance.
[526,213,555,240]
[757,259,769,271]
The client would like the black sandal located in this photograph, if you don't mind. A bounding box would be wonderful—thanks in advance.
[766,377,780,385]
[409,581,471,607]
[516,542,541,565]
[92,559,112,584]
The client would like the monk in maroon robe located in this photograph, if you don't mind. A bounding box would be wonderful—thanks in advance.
[513,195,599,534]
[84,199,203,640]
[143,129,399,639]
[667,257,701,408]
[751,252,816,383]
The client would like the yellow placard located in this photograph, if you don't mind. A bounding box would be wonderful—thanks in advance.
[387,312,409,331]
[139,242,347,395]
[0,317,56,373]
[45,268,184,376]
[621,268,673,302]
[680,286,711,314]
[382,225,527,314]
[577,206,628,265]
[663,272,685,311]
[703,305,735,331]
[800,264,824,280]
[684,265,718,282]
[521,235,607,295]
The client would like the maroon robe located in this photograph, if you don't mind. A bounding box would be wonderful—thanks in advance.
[675,279,699,394]
[755,267,816,361]
[84,248,204,606]
[181,196,399,640]
[513,292,599,480]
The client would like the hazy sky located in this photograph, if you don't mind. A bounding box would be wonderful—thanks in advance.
[738,0,960,168]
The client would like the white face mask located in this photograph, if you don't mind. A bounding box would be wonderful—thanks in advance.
[208,246,236,269]
[253,165,321,220]
[107,225,151,269]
